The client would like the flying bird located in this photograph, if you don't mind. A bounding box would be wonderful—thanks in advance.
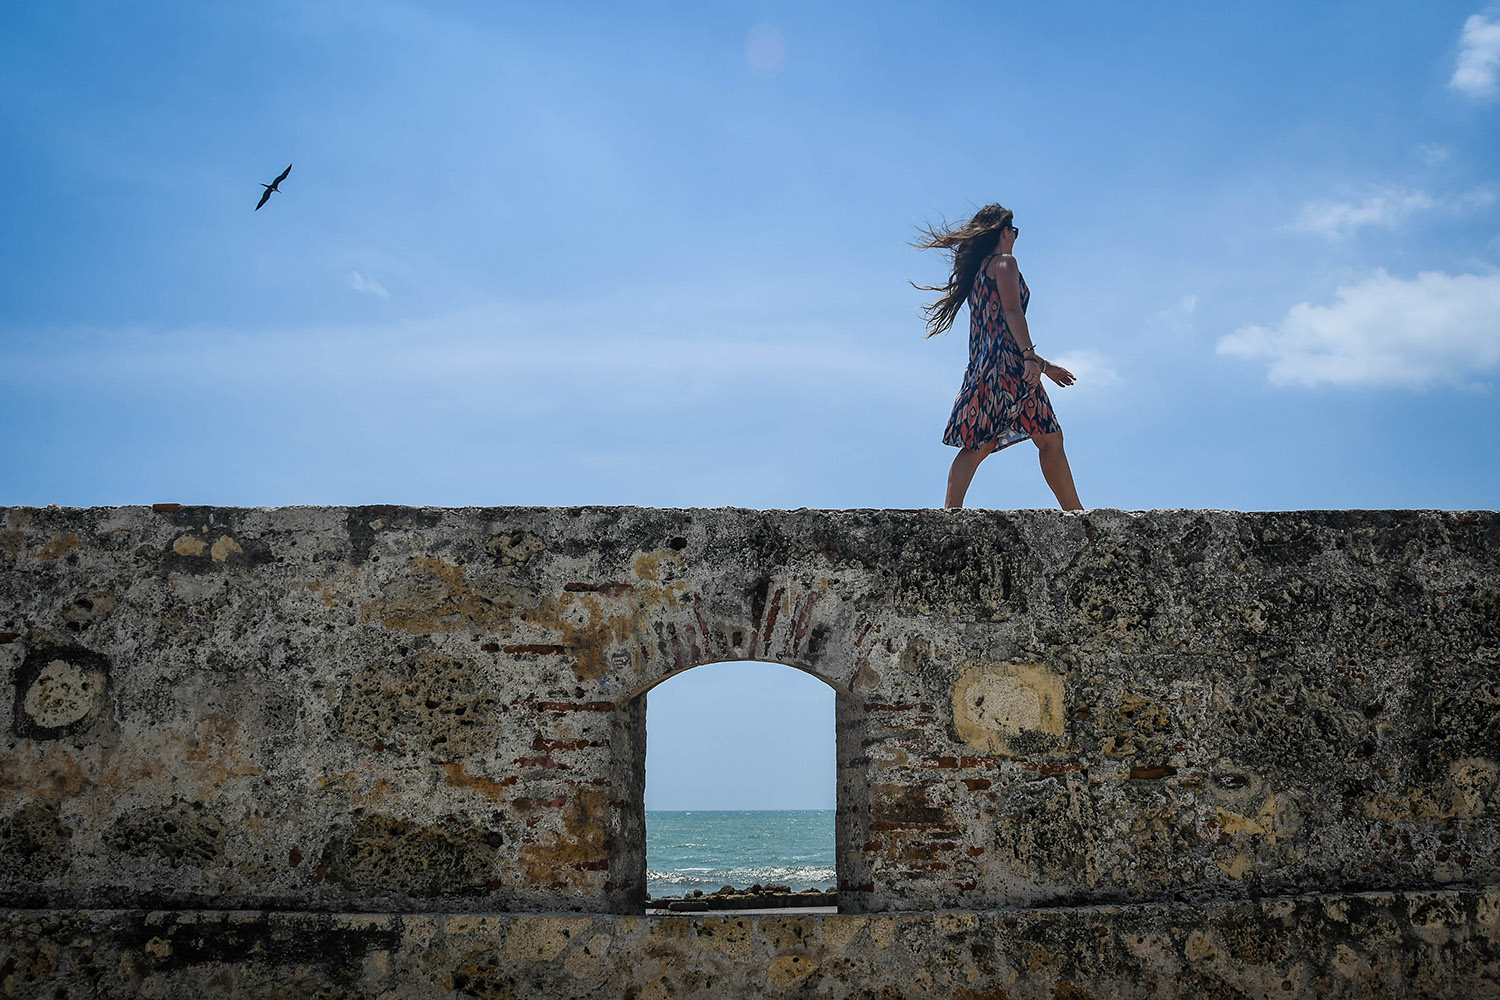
[254,163,292,211]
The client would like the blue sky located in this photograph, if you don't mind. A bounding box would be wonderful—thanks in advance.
[4,3,1498,808]
[645,661,833,811]
[3,1,1498,512]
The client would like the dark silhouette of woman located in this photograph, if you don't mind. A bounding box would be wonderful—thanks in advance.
[915,204,1082,510]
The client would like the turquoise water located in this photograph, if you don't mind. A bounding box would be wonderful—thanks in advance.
[645,809,836,898]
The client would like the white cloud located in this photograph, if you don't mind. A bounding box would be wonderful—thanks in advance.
[1292,188,1437,240]
[1217,269,1500,388]
[1458,186,1499,209]
[1419,143,1453,165]
[1451,12,1500,99]
[1151,294,1197,331]
[1291,183,1499,240]
[349,270,389,298]
[1048,350,1119,391]
[0,293,951,420]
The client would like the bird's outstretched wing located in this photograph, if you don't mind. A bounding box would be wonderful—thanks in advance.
[273,163,292,186]
[255,187,273,211]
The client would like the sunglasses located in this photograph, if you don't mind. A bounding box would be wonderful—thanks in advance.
[1006,223,1019,236]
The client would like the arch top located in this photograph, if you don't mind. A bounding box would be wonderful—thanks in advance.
[551,569,880,706]
[620,656,852,703]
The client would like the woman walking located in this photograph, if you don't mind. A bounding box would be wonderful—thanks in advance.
[915,204,1083,510]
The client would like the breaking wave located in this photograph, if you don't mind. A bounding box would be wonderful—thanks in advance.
[646,810,836,898]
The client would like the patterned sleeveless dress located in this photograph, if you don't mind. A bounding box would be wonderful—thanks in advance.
[942,254,1061,452]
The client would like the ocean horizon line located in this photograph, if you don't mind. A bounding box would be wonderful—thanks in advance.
[645,807,834,813]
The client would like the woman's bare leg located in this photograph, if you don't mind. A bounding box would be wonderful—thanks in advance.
[1033,430,1082,511]
[945,442,995,509]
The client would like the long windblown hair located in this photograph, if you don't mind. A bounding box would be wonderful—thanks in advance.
[911,203,1014,338]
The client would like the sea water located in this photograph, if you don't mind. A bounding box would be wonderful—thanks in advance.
[645,809,836,899]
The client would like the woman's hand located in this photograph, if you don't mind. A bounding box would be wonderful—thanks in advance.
[1022,359,1042,385]
[1043,362,1076,388]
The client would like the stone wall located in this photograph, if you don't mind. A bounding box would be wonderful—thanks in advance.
[1,504,1497,996]
[3,890,1497,999]
[2,505,1497,916]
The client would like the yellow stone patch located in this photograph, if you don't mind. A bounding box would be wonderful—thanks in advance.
[173,535,206,557]
[815,916,865,952]
[1217,792,1296,845]
[638,980,672,1000]
[210,535,242,562]
[563,932,613,979]
[632,551,664,581]
[442,761,518,802]
[1,527,25,558]
[952,661,1065,755]
[936,912,978,934]
[443,915,504,937]
[359,548,699,682]
[695,919,753,963]
[359,556,523,635]
[1183,929,1217,962]
[1448,758,1499,819]
[23,659,98,728]
[1357,760,1496,823]
[34,533,79,559]
[503,917,591,963]
[518,788,609,889]
[1216,852,1254,880]
[760,915,814,950]
[767,954,817,988]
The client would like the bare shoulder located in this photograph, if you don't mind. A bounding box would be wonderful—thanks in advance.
[987,253,1018,277]
[987,253,1022,309]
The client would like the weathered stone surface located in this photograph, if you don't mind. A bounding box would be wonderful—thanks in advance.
[0,505,1496,925]
[952,660,1066,756]
[0,891,1495,999]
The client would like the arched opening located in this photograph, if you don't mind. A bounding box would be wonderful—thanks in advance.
[640,660,838,913]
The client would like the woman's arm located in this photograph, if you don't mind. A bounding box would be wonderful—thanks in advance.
[987,254,1077,389]
[988,255,1042,385]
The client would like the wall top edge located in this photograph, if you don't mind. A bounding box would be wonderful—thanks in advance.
[2,504,1496,517]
